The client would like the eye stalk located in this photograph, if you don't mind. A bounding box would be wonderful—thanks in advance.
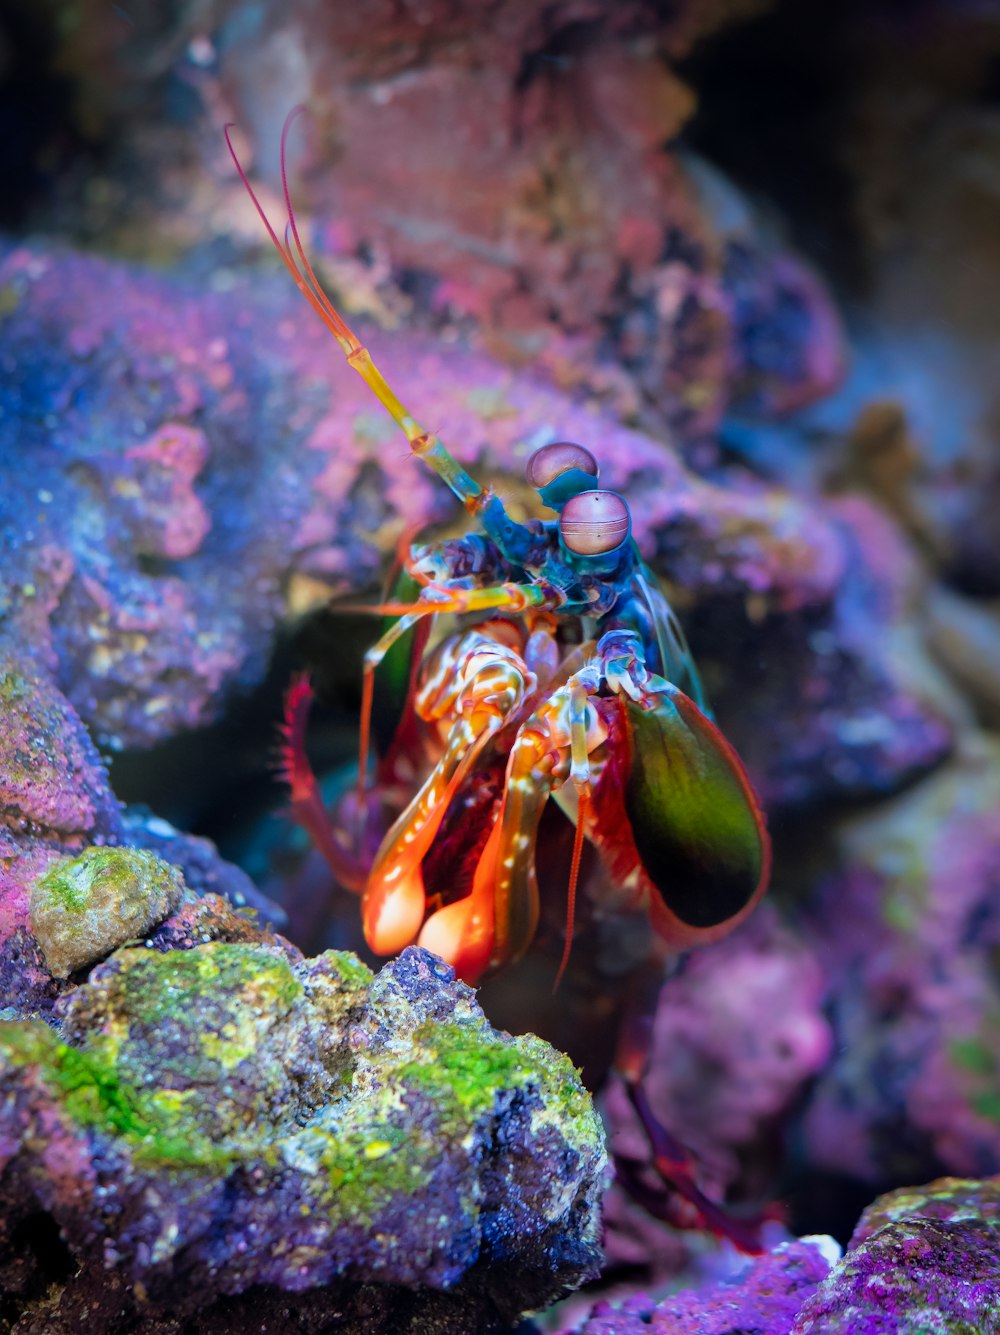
[559,490,631,558]
[526,441,599,512]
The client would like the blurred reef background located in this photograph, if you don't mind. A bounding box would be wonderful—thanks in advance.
[2,0,1000,1331]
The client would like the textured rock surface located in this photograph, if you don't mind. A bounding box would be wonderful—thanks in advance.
[21,0,840,443]
[559,1237,837,1333]
[561,1178,1000,1332]
[0,946,606,1331]
[792,1177,1000,1334]
[0,655,123,1017]
[804,737,1000,1187]
[29,846,184,978]
[0,651,280,1015]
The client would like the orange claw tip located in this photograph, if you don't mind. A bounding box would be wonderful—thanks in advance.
[362,867,427,955]
[418,899,494,986]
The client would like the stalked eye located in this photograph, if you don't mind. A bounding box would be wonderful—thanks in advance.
[526,441,599,489]
[559,490,631,556]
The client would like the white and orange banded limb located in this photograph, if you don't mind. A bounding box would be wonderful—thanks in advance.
[361,626,538,954]
[418,664,609,983]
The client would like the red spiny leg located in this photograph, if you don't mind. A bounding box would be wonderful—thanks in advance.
[613,963,768,1254]
[278,676,367,893]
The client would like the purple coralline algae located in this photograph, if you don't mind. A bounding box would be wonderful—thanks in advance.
[560,1237,837,1333]
[563,1176,1000,1333]
[0,945,606,1332]
[792,1177,1000,1333]
[804,736,1000,1185]
[0,243,947,808]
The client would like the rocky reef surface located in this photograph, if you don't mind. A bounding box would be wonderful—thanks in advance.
[562,1177,1000,1333]
[3,0,1000,1331]
[1,912,606,1332]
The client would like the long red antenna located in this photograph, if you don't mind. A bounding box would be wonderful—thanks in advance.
[224,111,361,358]
[225,110,488,512]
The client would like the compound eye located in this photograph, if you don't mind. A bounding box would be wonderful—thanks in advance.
[559,490,631,556]
[526,441,599,490]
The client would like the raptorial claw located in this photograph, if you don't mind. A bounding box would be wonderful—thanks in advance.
[363,626,537,962]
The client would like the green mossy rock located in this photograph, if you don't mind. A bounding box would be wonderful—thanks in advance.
[29,846,184,978]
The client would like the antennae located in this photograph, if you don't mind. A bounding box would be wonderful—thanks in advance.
[278,110,359,348]
[225,115,359,358]
[226,111,535,542]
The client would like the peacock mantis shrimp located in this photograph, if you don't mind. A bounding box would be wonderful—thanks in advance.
[226,111,771,1250]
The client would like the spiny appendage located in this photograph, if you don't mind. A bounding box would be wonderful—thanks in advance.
[277,673,318,803]
[277,675,365,892]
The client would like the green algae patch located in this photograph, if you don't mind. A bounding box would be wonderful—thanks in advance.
[949,1037,996,1078]
[399,1021,599,1153]
[309,1121,429,1221]
[61,942,309,1141]
[323,951,374,991]
[946,1035,1000,1125]
[109,941,303,1033]
[29,846,184,978]
[0,1019,231,1170]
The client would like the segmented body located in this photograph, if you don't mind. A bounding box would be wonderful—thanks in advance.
[228,111,773,1250]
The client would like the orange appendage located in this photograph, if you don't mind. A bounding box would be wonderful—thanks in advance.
[418,815,503,985]
[363,861,428,956]
[361,740,471,956]
[552,784,590,994]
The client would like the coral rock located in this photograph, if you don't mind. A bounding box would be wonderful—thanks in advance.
[793,1177,1000,1334]
[804,736,1000,1186]
[28,846,184,979]
[0,946,606,1330]
[562,1237,837,1333]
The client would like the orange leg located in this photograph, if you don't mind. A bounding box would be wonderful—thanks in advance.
[340,579,557,621]
[356,612,423,824]
[418,718,558,983]
[362,636,534,955]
